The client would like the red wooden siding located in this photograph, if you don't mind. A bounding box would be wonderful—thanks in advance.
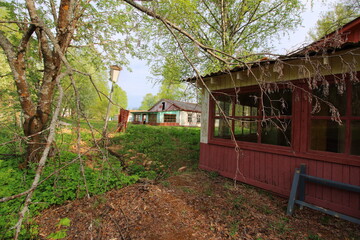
[199,143,360,218]
[335,17,360,43]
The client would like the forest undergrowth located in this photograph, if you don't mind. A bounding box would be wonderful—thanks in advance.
[0,120,200,239]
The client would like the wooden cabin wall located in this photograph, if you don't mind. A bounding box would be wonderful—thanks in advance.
[199,143,360,218]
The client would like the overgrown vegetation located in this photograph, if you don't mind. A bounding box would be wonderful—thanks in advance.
[112,124,200,179]
[0,121,200,239]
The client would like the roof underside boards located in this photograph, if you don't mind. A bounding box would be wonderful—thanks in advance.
[190,46,360,91]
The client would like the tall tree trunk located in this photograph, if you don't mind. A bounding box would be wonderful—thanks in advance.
[0,0,79,168]
[23,119,44,167]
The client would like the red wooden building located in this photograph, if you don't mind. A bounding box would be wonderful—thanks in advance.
[192,17,360,218]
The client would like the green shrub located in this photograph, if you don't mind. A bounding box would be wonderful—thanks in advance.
[112,124,200,178]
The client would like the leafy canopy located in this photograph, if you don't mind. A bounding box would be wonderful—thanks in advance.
[308,0,360,41]
[135,0,304,75]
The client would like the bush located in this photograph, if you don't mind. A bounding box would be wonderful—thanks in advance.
[0,120,135,239]
[112,124,200,178]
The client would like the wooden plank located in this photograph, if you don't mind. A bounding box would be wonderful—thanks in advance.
[285,156,293,190]
[290,156,297,189]
[304,160,314,199]
[331,164,343,204]
[249,150,255,180]
[315,160,324,200]
[266,153,273,185]
[298,164,306,202]
[259,152,266,182]
[323,162,332,202]
[238,149,245,181]
[254,151,260,181]
[272,152,279,186]
[287,168,301,215]
[349,167,360,212]
[279,156,287,190]
[342,165,350,208]
[295,200,360,224]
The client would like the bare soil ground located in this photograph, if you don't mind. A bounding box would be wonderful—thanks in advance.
[36,171,359,240]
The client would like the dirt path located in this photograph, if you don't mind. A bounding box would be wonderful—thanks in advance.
[36,171,360,240]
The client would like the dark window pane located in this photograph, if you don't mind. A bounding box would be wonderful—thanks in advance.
[164,114,176,123]
[352,83,360,116]
[235,93,258,117]
[261,119,291,146]
[234,119,258,142]
[149,114,157,123]
[312,84,346,116]
[214,118,232,139]
[263,88,292,116]
[215,94,233,116]
[310,119,345,153]
[135,114,141,122]
[351,120,360,155]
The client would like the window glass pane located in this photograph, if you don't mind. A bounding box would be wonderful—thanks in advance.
[312,84,346,116]
[135,114,141,122]
[261,119,291,146]
[215,94,233,116]
[164,114,176,123]
[351,120,360,155]
[188,113,192,123]
[263,88,292,116]
[352,83,360,116]
[214,118,232,139]
[235,92,258,117]
[310,119,345,153]
[149,114,157,123]
[234,119,258,142]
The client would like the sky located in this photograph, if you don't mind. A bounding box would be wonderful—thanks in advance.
[117,0,334,110]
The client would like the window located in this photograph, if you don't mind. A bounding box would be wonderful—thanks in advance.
[164,114,176,123]
[197,114,201,123]
[212,87,292,147]
[134,114,141,122]
[310,82,360,155]
[188,113,193,123]
[148,114,157,123]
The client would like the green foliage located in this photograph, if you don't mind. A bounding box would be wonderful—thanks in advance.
[47,218,71,239]
[47,229,68,240]
[139,93,159,110]
[229,220,240,237]
[308,234,323,240]
[148,55,198,103]
[57,217,71,227]
[138,0,304,75]
[112,124,200,179]
[269,217,292,234]
[61,50,128,120]
[208,171,219,179]
[308,1,360,40]
[0,123,199,238]
[0,120,137,239]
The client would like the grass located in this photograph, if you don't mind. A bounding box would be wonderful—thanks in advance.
[0,119,129,239]
[112,124,200,179]
[0,121,201,239]
[269,217,292,234]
